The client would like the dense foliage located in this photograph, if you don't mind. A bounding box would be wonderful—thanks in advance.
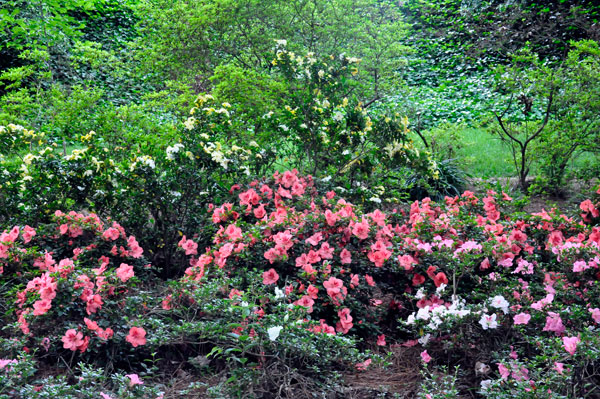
[2,0,600,397]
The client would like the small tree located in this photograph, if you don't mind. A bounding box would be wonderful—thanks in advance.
[536,40,600,195]
[491,48,558,192]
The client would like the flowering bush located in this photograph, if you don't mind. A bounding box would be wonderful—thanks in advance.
[174,170,600,396]
[2,158,600,396]
[0,122,244,276]
[198,43,441,202]
[0,211,156,364]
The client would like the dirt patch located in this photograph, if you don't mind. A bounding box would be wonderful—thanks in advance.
[343,346,421,398]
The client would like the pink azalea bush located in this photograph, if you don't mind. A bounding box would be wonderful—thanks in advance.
[1,170,599,397]
[0,211,154,360]
[172,171,600,396]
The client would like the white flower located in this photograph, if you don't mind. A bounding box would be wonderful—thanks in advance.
[318,69,325,78]
[436,283,447,294]
[23,153,38,165]
[418,333,431,345]
[83,170,93,177]
[274,287,285,300]
[333,111,344,121]
[406,314,416,325]
[274,39,287,46]
[368,197,382,204]
[138,155,155,169]
[479,313,498,330]
[480,380,493,392]
[415,288,426,300]
[267,326,283,341]
[184,117,196,130]
[166,143,184,160]
[278,124,289,131]
[490,295,509,314]
[416,306,431,321]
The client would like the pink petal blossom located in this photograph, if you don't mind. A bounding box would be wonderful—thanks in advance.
[562,336,580,355]
[513,312,531,325]
[420,350,432,363]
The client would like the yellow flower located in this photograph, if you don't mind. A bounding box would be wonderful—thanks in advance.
[23,153,37,165]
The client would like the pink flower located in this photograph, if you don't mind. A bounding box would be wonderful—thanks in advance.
[100,393,114,399]
[116,263,134,282]
[324,210,338,226]
[572,260,587,272]
[32,299,52,316]
[513,312,531,325]
[323,277,344,297]
[253,204,266,219]
[126,327,147,347]
[318,242,334,259]
[264,247,283,264]
[225,224,243,241]
[412,274,425,286]
[102,227,120,241]
[0,359,17,370]
[340,248,352,264]
[542,312,565,335]
[398,254,416,270]
[161,295,173,310]
[590,308,600,324]
[350,273,359,288]
[420,350,432,363]
[562,336,580,355]
[367,249,391,267]
[96,328,114,340]
[62,329,84,351]
[127,236,143,258]
[126,374,143,386]
[262,268,279,285]
[553,362,565,374]
[580,199,599,217]
[497,363,510,380]
[377,334,386,346]
[281,170,298,188]
[295,295,315,313]
[306,284,318,299]
[86,294,103,315]
[355,358,372,371]
[59,224,69,235]
[22,225,36,243]
[433,272,448,287]
[181,239,198,255]
[336,308,353,334]
[84,318,98,331]
[352,219,370,240]
[306,232,323,246]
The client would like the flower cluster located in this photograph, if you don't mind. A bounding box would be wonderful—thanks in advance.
[1,211,150,356]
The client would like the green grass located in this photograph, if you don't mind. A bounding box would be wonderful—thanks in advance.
[430,126,598,180]
[454,128,515,178]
